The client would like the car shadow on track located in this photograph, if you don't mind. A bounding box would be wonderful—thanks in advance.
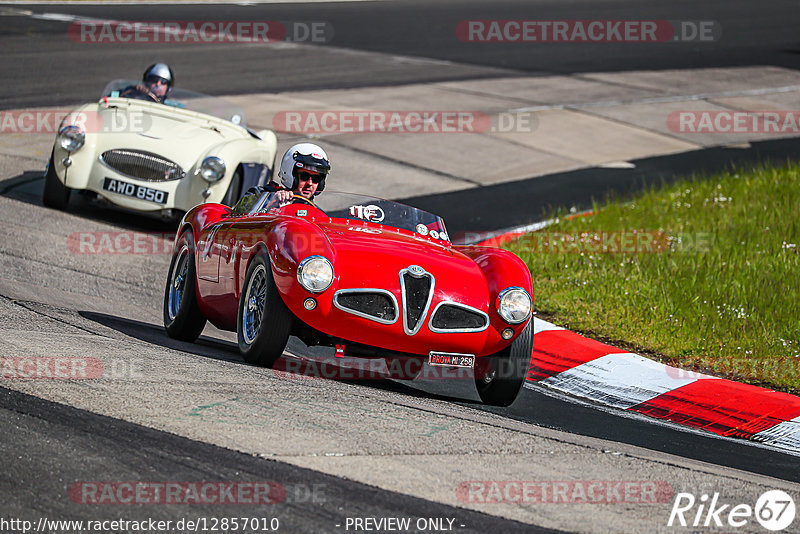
[0,171,180,233]
[79,310,243,363]
[78,310,479,404]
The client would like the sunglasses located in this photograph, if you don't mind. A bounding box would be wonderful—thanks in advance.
[296,170,324,184]
[146,75,169,86]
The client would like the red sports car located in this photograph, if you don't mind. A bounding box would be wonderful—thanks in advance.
[163,190,534,406]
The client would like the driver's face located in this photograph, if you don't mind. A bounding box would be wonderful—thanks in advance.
[295,170,322,199]
[145,76,169,99]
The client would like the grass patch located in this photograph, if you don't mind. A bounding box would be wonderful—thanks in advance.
[506,161,800,393]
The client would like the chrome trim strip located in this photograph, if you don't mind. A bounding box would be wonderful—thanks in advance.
[399,266,435,336]
[333,288,398,325]
[428,301,490,334]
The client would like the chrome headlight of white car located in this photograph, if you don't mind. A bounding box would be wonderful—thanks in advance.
[297,256,334,293]
[198,156,226,183]
[58,125,85,152]
[496,287,532,324]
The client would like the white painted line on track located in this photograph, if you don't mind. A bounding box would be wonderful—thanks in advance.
[524,379,800,457]
[540,352,716,410]
[753,416,800,450]
[532,317,563,335]
[510,84,800,113]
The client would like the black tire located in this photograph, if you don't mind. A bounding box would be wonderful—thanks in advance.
[221,166,243,207]
[163,230,207,342]
[42,151,71,210]
[237,254,292,367]
[474,320,533,406]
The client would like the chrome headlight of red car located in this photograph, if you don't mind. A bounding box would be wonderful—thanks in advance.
[297,255,334,293]
[496,287,532,324]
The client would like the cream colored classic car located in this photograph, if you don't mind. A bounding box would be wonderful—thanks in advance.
[43,80,277,218]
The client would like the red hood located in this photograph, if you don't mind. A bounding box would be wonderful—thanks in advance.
[315,220,490,308]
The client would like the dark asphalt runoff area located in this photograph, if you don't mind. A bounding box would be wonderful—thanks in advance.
[1,0,800,529]
[1,0,799,108]
[0,386,548,534]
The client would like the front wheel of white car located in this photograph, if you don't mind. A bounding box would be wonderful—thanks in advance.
[474,320,533,406]
[237,254,292,367]
[42,152,71,210]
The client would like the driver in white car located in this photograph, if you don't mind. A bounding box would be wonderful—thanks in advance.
[119,63,174,104]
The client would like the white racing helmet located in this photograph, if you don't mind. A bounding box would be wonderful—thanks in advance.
[277,143,331,194]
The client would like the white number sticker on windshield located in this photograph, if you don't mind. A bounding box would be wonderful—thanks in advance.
[349,204,385,223]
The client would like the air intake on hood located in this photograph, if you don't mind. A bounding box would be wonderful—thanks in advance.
[430,303,489,332]
[100,149,185,182]
[400,266,434,335]
[333,290,397,324]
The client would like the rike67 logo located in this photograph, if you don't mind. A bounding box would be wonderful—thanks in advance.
[668,490,795,531]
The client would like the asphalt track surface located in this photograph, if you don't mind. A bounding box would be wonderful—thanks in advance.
[1,0,800,108]
[2,1,800,532]
[0,387,542,533]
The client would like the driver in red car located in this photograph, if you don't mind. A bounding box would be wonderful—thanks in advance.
[243,143,331,207]
[274,143,331,205]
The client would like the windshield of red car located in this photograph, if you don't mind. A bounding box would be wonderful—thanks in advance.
[100,79,247,127]
[252,191,450,243]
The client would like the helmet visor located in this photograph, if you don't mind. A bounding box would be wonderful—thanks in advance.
[145,75,170,87]
[294,151,330,175]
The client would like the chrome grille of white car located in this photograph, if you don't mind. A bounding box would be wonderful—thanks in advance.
[100,149,185,182]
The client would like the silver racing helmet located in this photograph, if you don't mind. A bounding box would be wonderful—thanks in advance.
[277,143,331,194]
[142,63,175,99]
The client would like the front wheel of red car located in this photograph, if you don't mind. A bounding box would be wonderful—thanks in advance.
[237,254,292,367]
[163,231,207,342]
[474,320,533,406]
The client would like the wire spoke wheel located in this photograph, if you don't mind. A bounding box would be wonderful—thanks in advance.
[237,255,292,367]
[162,230,206,342]
[242,264,268,345]
[167,245,189,321]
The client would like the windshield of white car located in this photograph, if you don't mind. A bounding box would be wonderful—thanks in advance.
[100,79,247,127]
[249,191,450,242]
